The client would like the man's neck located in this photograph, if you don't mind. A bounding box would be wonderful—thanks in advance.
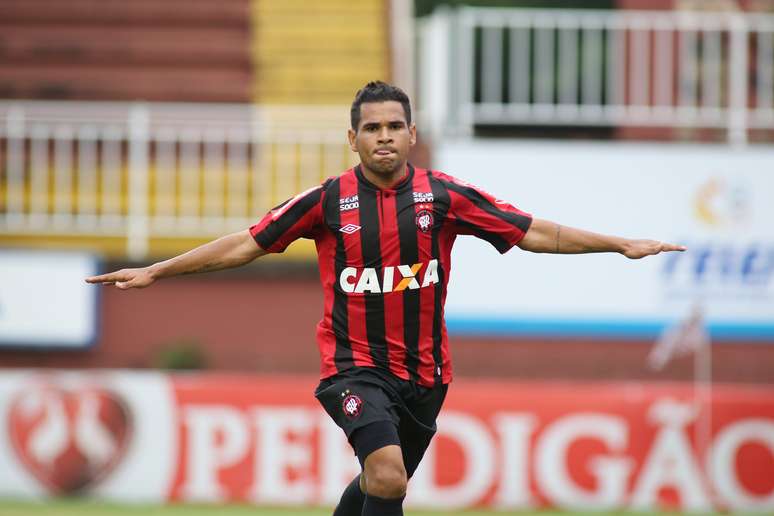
[360,163,408,190]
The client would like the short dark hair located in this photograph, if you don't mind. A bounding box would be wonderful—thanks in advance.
[350,81,412,130]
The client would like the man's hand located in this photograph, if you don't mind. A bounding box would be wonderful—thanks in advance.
[85,267,156,289]
[621,239,686,259]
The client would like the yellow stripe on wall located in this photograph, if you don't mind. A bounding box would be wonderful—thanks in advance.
[250,0,390,104]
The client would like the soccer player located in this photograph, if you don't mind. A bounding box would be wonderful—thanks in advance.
[86,81,685,516]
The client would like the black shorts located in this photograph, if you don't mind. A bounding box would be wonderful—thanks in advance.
[314,366,448,477]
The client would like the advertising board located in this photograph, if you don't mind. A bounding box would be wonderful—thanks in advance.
[0,250,99,348]
[436,141,774,340]
[0,371,772,511]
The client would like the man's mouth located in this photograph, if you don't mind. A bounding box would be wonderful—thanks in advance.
[375,149,396,157]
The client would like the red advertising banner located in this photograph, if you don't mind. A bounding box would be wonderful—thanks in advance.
[1,371,772,512]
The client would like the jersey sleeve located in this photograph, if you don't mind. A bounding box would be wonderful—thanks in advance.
[249,181,328,253]
[434,172,533,254]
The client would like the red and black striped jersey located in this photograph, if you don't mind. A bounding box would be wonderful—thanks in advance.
[249,164,532,387]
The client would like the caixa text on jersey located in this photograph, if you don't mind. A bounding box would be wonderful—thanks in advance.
[339,260,439,294]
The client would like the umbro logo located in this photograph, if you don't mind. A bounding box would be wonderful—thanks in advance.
[340,224,361,234]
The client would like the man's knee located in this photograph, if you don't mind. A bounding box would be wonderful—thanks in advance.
[363,445,407,499]
[365,463,407,498]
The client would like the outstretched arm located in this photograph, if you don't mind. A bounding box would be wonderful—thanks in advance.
[85,230,267,289]
[517,218,686,259]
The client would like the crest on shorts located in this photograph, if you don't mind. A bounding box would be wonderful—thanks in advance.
[341,391,363,419]
[415,209,434,233]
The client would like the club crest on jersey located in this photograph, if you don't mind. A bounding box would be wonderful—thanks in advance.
[341,392,363,419]
[415,209,434,232]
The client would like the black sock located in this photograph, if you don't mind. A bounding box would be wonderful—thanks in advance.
[333,474,366,516]
[362,493,405,516]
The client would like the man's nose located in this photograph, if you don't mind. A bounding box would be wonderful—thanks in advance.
[377,127,392,142]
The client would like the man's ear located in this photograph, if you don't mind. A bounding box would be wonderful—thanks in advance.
[347,128,358,152]
[409,123,417,146]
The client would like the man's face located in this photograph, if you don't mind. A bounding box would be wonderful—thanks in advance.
[348,101,416,177]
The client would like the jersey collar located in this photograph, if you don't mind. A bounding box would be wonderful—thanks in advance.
[355,163,415,192]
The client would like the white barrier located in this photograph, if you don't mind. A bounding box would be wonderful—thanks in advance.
[419,7,774,144]
[0,102,356,259]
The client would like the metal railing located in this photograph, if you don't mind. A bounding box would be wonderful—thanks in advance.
[0,101,356,259]
[418,8,774,144]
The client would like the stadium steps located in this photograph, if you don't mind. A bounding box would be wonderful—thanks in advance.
[0,0,252,102]
[0,26,249,66]
[0,0,248,27]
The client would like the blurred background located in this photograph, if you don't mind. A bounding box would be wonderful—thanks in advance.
[0,0,773,514]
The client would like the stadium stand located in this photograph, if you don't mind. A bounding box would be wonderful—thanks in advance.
[0,0,252,102]
[0,0,393,259]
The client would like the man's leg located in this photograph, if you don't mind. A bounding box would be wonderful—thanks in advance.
[332,474,366,516]
[329,418,402,515]
[332,432,406,516]
[313,372,403,515]
[361,444,407,516]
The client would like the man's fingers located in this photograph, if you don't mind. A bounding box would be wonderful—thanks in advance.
[625,240,687,259]
[85,270,131,285]
[85,273,121,284]
[661,242,687,253]
[86,268,152,289]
